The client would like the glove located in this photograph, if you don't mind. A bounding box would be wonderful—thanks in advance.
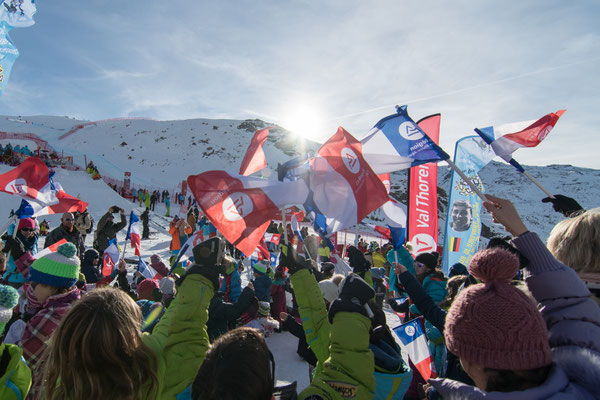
[180,263,226,291]
[542,194,584,217]
[279,243,309,275]
[2,234,25,260]
[328,273,375,323]
[347,246,370,274]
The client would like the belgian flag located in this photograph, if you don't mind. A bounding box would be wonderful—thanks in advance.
[450,237,461,252]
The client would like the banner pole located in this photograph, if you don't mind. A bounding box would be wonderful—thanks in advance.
[445,159,486,201]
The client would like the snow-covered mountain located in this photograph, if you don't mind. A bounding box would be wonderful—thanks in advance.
[1,115,597,242]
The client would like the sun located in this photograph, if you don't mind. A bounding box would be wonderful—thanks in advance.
[281,103,324,142]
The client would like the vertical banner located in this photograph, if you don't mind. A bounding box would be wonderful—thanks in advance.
[441,136,494,274]
[408,114,441,254]
[123,172,131,192]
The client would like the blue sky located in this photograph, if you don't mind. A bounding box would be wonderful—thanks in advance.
[1,0,599,168]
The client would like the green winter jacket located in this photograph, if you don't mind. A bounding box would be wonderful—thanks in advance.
[0,342,32,399]
[291,269,375,399]
[142,273,213,399]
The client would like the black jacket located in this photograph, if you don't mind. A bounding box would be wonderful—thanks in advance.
[206,286,255,342]
[44,225,84,258]
[95,212,127,254]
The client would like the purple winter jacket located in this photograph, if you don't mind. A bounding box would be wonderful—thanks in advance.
[429,232,600,399]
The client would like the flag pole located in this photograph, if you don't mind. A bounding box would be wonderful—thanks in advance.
[445,159,486,201]
[507,158,555,199]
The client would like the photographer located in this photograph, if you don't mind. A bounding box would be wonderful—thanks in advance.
[94,206,127,254]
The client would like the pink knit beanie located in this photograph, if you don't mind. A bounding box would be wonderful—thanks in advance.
[444,248,551,370]
[137,279,159,301]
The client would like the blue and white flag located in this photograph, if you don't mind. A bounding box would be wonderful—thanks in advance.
[361,105,450,175]
[441,136,494,274]
[138,257,159,280]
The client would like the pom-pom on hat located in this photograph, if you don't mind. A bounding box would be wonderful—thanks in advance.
[17,218,35,231]
[444,248,551,370]
[0,284,19,333]
[29,242,81,288]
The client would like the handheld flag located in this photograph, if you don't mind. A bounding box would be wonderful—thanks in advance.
[264,232,281,245]
[32,239,68,259]
[305,126,388,236]
[180,230,206,259]
[393,317,438,380]
[102,239,120,277]
[277,156,312,182]
[475,110,566,163]
[239,127,271,176]
[360,106,450,175]
[126,211,141,256]
[290,214,303,242]
[187,170,309,256]
[0,157,88,216]
[138,257,160,280]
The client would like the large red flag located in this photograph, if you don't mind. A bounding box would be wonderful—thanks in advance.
[188,171,308,256]
[239,128,271,176]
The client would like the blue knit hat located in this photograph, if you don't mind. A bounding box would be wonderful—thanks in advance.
[29,242,81,288]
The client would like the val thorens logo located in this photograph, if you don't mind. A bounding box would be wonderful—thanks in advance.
[399,121,424,141]
[537,125,552,141]
[341,147,360,174]
[5,178,28,195]
[222,192,253,221]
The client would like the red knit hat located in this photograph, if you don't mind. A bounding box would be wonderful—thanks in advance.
[444,248,551,370]
[18,218,35,231]
[137,279,159,301]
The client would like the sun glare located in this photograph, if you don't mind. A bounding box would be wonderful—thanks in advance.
[282,104,324,142]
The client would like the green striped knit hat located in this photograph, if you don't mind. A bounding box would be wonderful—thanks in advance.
[0,285,19,334]
[29,242,81,288]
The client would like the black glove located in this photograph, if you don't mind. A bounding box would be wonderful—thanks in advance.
[1,234,25,259]
[542,194,584,217]
[347,246,370,274]
[179,263,225,291]
[279,243,309,275]
[328,273,375,323]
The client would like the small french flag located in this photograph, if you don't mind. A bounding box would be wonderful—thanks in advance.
[127,211,141,257]
[137,257,160,280]
[393,317,438,380]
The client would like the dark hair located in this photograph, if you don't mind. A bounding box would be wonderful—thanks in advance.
[192,327,273,400]
[485,365,552,392]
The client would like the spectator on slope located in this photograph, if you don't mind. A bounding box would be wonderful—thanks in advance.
[164,193,171,217]
[149,254,169,279]
[219,257,242,303]
[144,191,151,210]
[244,301,279,338]
[251,260,272,303]
[38,220,49,236]
[141,207,150,240]
[168,216,191,256]
[187,207,197,234]
[138,189,143,207]
[94,206,127,255]
[150,191,157,211]
[207,283,255,342]
[2,218,39,288]
[21,242,82,399]
[270,266,287,323]
[73,208,94,245]
[44,212,85,259]
[423,194,600,399]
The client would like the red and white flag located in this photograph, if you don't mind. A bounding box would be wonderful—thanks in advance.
[0,157,88,216]
[307,127,388,234]
[33,239,68,259]
[476,110,566,162]
[264,233,281,245]
[239,127,271,176]
[187,170,309,256]
[126,212,141,257]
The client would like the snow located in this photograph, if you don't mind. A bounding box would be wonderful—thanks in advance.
[0,114,599,391]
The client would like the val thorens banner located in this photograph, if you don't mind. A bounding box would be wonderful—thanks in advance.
[407,114,441,254]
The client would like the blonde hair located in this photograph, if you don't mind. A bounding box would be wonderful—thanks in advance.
[43,288,159,400]
[547,207,600,273]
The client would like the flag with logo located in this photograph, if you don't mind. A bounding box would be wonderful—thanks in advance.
[360,105,449,175]
[239,127,272,176]
[187,170,309,256]
[475,110,566,164]
[137,257,160,280]
[0,157,88,216]
[393,317,437,380]
[408,114,441,255]
[441,136,495,274]
[102,239,120,276]
[264,232,281,245]
[304,127,388,236]
[126,211,141,256]
[180,229,206,259]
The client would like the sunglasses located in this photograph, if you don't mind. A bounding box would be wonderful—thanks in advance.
[63,218,74,222]
[21,228,34,232]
